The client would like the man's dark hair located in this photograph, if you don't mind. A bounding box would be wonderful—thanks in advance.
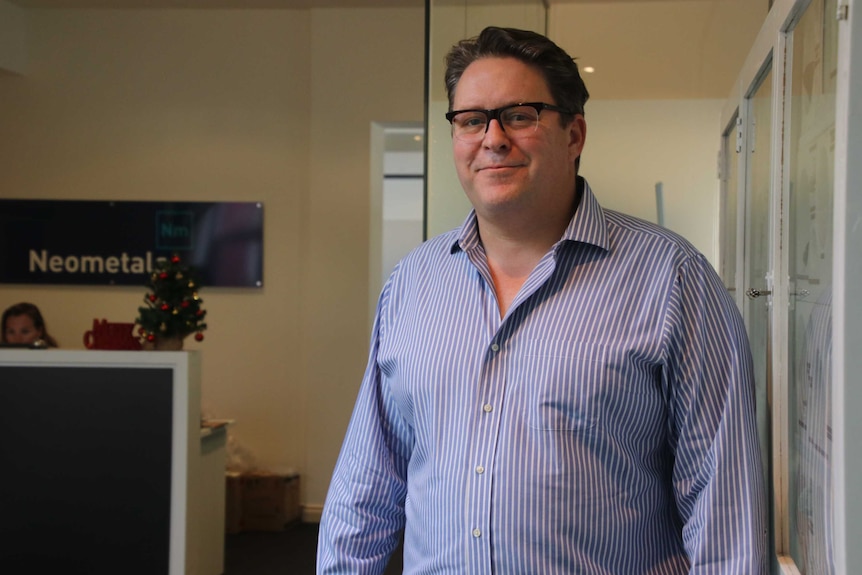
[444,26,590,123]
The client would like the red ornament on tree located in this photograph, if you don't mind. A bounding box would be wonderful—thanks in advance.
[159,272,169,280]
[194,332,204,342]
[171,255,181,264]
[161,303,170,311]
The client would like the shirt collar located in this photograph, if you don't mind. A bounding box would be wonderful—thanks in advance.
[450,177,610,255]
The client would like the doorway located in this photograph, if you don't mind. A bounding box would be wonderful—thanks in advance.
[369,122,425,320]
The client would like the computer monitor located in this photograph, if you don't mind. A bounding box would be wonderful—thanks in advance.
[0,351,194,575]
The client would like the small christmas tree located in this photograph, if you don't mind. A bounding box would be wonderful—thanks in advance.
[136,254,207,345]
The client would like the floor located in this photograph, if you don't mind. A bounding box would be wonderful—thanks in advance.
[224,522,403,575]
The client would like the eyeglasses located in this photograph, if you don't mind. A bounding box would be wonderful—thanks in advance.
[445,102,573,142]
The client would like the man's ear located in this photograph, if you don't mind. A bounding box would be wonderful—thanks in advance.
[568,114,587,163]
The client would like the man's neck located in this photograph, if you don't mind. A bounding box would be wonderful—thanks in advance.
[478,179,582,271]
[477,180,582,316]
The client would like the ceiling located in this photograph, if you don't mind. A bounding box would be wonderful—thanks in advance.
[5,0,765,100]
[7,0,732,8]
[8,0,424,7]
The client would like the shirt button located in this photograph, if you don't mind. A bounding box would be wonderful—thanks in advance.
[483,404,493,413]
[475,466,485,474]
[490,343,499,352]
[472,528,482,538]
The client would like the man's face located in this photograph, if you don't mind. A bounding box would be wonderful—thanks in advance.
[450,57,585,222]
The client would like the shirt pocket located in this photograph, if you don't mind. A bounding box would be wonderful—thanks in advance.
[515,339,612,432]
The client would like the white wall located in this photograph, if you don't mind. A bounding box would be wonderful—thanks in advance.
[543,0,764,264]
[582,99,725,264]
[304,7,426,512]
[0,6,426,515]
[0,9,314,488]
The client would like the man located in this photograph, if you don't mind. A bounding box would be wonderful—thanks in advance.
[318,26,766,574]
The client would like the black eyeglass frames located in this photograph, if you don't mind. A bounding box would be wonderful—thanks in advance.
[445,102,574,141]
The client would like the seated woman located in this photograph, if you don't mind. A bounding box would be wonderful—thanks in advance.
[2,302,58,348]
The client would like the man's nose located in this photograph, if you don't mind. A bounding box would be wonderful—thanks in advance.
[482,118,509,145]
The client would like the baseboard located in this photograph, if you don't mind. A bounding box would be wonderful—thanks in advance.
[302,503,323,523]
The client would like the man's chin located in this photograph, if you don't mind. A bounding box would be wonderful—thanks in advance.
[471,175,524,196]
[468,187,527,213]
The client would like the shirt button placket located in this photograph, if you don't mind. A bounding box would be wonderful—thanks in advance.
[469,337,501,573]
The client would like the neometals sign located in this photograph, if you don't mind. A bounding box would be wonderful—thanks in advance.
[0,200,264,287]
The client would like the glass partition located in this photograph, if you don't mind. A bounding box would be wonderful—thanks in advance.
[425,0,546,238]
[786,0,837,571]
[718,0,842,570]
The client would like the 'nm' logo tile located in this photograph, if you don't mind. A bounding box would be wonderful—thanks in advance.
[155,211,194,250]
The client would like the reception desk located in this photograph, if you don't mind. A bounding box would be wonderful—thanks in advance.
[0,349,225,575]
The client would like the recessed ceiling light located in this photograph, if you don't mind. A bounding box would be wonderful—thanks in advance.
[583,66,595,74]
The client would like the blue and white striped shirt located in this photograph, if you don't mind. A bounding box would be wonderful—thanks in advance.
[318,179,767,574]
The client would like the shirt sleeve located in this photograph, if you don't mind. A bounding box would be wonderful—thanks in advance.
[317,281,413,575]
[663,253,768,574]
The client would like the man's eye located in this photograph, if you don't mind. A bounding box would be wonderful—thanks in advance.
[503,109,537,127]
[459,115,486,128]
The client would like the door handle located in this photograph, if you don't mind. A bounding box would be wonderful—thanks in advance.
[746,288,772,299]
